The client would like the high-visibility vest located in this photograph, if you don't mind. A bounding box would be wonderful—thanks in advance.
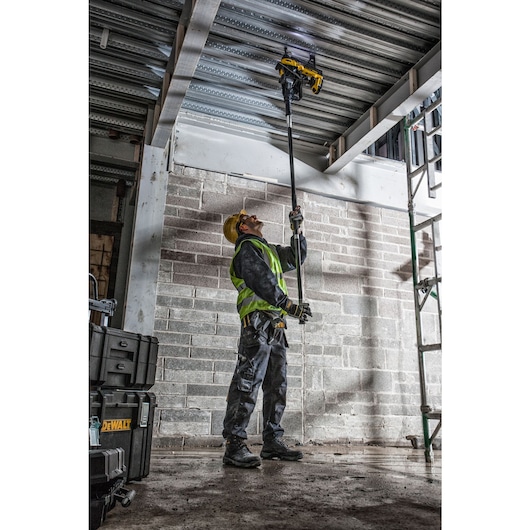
[230,238,288,319]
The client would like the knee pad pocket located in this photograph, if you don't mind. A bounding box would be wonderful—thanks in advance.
[237,364,255,393]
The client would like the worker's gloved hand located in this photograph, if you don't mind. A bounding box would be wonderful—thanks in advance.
[289,206,304,232]
[283,299,312,322]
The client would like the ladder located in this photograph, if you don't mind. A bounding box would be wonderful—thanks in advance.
[403,93,442,463]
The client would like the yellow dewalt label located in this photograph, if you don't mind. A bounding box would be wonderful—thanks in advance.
[101,419,132,432]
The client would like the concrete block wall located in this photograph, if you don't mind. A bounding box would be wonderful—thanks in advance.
[151,164,441,447]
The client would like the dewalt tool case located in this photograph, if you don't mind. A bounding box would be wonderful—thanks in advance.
[89,323,158,390]
[89,447,135,530]
[90,389,156,482]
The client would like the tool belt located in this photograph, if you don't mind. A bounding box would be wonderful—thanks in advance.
[242,310,286,330]
[240,310,288,348]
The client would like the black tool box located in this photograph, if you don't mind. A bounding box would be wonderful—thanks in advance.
[89,447,136,530]
[89,323,159,390]
[90,447,127,485]
[90,389,156,482]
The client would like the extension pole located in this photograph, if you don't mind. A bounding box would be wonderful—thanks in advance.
[283,81,305,323]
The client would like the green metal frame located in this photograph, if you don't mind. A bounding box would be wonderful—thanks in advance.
[403,98,442,464]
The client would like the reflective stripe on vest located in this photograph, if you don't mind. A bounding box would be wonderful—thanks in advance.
[230,239,288,319]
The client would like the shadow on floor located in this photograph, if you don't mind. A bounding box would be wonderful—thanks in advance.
[100,443,441,530]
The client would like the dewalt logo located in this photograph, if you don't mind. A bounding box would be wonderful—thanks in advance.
[101,419,132,432]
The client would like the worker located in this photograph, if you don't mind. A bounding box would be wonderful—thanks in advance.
[221,207,312,468]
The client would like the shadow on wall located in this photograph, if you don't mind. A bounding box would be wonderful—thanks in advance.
[393,231,433,282]
[349,202,425,444]
[391,229,435,443]
[355,206,376,441]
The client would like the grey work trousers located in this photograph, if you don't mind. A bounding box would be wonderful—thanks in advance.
[222,312,288,441]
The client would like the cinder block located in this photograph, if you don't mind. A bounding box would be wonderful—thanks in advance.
[155,395,186,408]
[305,390,326,414]
[343,294,378,316]
[168,320,216,335]
[188,396,227,410]
[186,384,227,397]
[159,408,211,436]
[157,343,190,358]
[154,330,191,346]
[165,357,212,372]
[164,369,212,385]
[191,334,237,349]
[322,368,361,393]
[361,316,397,338]
[360,369,393,393]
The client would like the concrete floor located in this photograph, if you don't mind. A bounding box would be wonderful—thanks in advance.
[99,442,441,530]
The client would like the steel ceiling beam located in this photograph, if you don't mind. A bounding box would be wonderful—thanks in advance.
[150,0,222,149]
[325,42,441,174]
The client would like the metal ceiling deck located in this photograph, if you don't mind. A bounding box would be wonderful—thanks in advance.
[89,0,441,184]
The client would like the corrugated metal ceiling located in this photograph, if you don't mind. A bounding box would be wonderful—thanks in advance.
[89,0,441,184]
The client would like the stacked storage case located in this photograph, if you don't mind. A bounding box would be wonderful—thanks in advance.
[89,322,159,528]
[89,387,157,481]
[89,324,158,390]
[89,448,131,530]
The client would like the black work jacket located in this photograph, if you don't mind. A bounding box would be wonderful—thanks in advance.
[231,233,307,310]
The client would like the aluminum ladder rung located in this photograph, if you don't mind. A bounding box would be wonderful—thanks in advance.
[426,124,442,137]
[425,410,441,420]
[413,213,441,232]
[419,343,441,352]
[430,182,442,192]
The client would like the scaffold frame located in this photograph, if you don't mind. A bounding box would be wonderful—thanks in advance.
[403,93,442,463]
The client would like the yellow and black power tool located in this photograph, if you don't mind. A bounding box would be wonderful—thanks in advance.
[276,48,323,103]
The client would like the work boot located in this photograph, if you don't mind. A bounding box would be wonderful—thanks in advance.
[260,438,303,461]
[223,436,261,468]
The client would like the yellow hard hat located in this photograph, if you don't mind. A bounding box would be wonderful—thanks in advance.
[223,209,247,244]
